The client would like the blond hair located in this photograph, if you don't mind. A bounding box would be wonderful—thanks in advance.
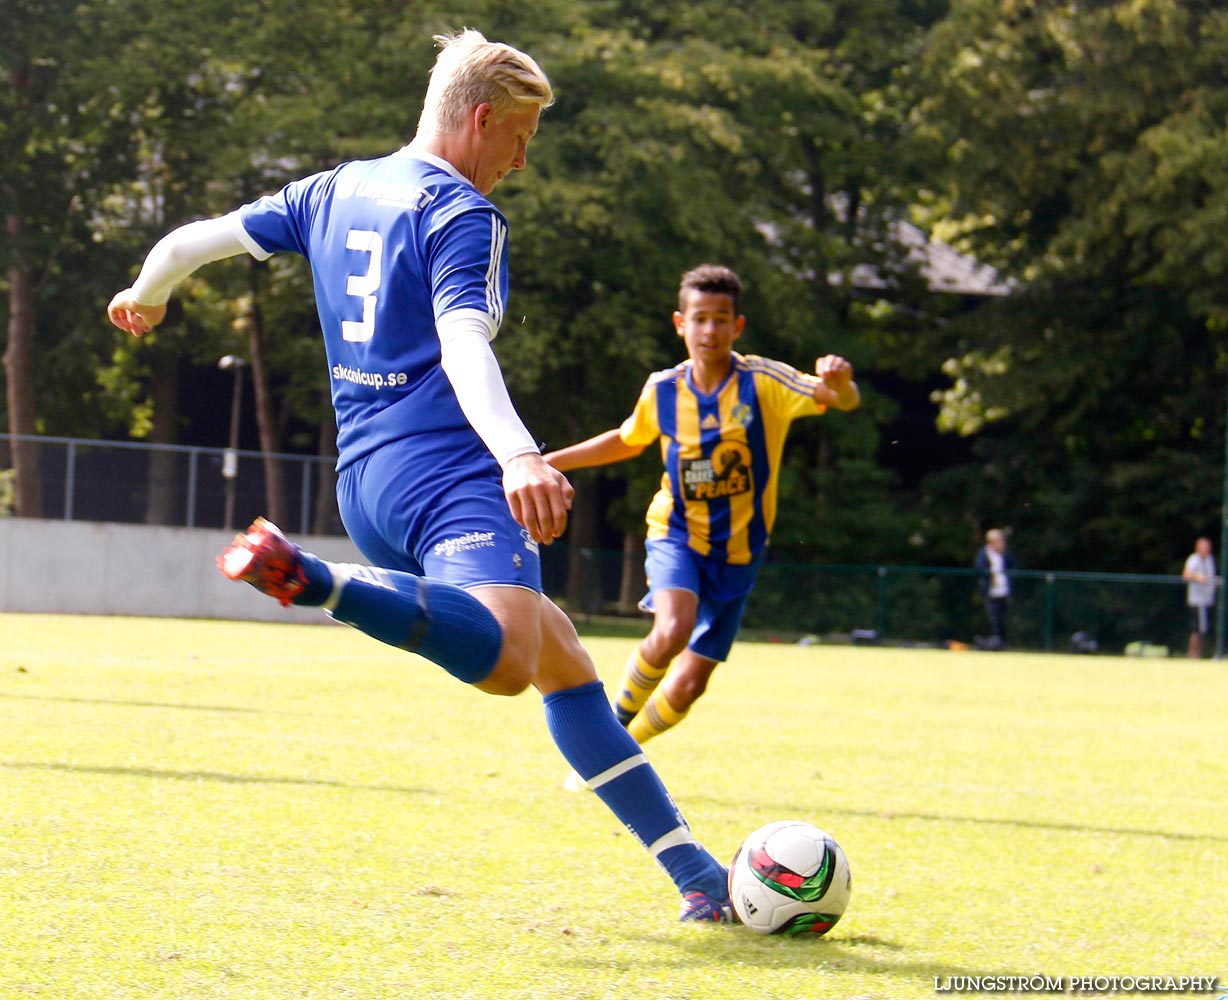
[417,30,553,136]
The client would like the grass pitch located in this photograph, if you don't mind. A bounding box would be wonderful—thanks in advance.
[0,613,1224,999]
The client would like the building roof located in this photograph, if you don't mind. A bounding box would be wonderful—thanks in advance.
[842,219,1014,298]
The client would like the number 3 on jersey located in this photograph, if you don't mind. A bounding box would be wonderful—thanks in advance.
[342,229,382,342]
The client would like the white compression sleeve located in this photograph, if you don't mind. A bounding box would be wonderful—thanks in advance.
[131,213,251,305]
[437,310,540,469]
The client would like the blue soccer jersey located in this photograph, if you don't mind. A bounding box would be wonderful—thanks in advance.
[231,149,509,470]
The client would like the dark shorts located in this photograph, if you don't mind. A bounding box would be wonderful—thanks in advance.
[1189,604,1213,636]
[336,435,541,592]
[640,536,763,663]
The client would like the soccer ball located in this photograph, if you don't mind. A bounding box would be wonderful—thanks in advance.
[728,820,851,936]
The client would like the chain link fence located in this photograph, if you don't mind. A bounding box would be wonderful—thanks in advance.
[1,434,1199,654]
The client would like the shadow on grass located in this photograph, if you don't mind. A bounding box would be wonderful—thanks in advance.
[2,759,428,795]
[698,797,1228,845]
[567,927,1026,985]
[0,692,264,713]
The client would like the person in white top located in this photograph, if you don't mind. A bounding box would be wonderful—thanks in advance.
[1182,536,1217,659]
[974,528,1015,650]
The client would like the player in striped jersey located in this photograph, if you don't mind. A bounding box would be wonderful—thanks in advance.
[546,264,859,750]
[108,31,733,923]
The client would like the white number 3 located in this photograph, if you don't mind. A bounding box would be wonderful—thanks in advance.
[341,229,382,342]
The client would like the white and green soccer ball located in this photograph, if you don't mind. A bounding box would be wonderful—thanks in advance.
[728,820,852,936]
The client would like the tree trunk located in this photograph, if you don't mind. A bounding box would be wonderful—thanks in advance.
[311,384,339,535]
[618,528,644,613]
[145,343,181,524]
[4,214,43,518]
[246,258,285,524]
[564,475,602,615]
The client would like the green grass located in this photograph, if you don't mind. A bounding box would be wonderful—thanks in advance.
[1,613,1224,999]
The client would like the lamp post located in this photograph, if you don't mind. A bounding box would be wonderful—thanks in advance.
[218,354,247,531]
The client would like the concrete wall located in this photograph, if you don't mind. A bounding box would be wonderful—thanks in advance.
[0,519,366,623]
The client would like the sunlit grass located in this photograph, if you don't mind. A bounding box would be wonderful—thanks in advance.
[1,614,1224,999]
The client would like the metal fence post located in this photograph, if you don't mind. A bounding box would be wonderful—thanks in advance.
[64,439,76,520]
[300,457,312,534]
[1044,573,1056,652]
[876,565,888,638]
[186,448,199,528]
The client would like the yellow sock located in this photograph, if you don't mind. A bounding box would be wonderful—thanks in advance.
[612,648,669,726]
[626,687,688,745]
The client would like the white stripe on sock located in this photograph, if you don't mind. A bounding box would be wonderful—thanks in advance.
[585,752,649,790]
[319,564,351,612]
[320,562,398,612]
[647,826,697,859]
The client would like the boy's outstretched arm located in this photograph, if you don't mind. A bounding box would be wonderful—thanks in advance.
[107,216,249,336]
[544,428,647,472]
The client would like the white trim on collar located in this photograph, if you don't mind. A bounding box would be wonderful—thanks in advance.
[395,145,474,188]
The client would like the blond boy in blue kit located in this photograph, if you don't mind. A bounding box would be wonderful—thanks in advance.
[107,33,736,923]
[546,265,860,749]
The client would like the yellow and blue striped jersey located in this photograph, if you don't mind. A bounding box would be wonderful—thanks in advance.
[619,352,825,565]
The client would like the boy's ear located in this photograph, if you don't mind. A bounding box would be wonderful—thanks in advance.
[673,310,685,337]
[732,315,747,341]
[474,102,495,134]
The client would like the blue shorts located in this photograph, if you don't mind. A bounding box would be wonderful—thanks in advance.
[336,434,541,592]
[641,537,763,663]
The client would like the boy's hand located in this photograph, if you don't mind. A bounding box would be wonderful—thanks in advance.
[815,355,860,411]
[503,453,574,545]
[107,289,166,336]
[816,354,853,389]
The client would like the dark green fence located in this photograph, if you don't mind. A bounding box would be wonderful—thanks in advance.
[747,563,1192,654]
[540,546,1196,655]
[0,433,1199,655]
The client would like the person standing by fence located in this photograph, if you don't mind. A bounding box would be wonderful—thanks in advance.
[1182,536,1216,659]
[975,528,1014,651]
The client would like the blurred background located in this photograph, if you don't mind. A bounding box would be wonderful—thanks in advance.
[3,0,1224,652]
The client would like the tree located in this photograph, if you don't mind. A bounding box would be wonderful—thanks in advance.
[0,0,147,514]
[496,1,950,597]
[914,0,1228,570]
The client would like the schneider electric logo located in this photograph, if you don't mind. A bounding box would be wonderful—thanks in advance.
[434,531,496,558]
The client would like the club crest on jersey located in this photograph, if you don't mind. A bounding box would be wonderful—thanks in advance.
[731,403,754,428]
[680,441,753,501]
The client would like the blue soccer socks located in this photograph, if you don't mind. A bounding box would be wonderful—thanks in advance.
[308,560,502,685]
[542,680,728,900]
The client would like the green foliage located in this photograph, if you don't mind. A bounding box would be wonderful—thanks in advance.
[14,0,1228,572]
[494,2,947,562]
[911,0,1228,571]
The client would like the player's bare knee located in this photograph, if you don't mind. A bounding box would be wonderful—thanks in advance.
[475,657,535,696]
[648,618,692,658]
[478,619,540,695]
[674,673,709,705]
[477,634,539,695]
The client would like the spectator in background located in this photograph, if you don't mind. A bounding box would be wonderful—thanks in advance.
[1182,536,1216,659]
[975,528,1015,650]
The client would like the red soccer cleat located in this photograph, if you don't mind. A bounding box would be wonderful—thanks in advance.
[217,517,309,607]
